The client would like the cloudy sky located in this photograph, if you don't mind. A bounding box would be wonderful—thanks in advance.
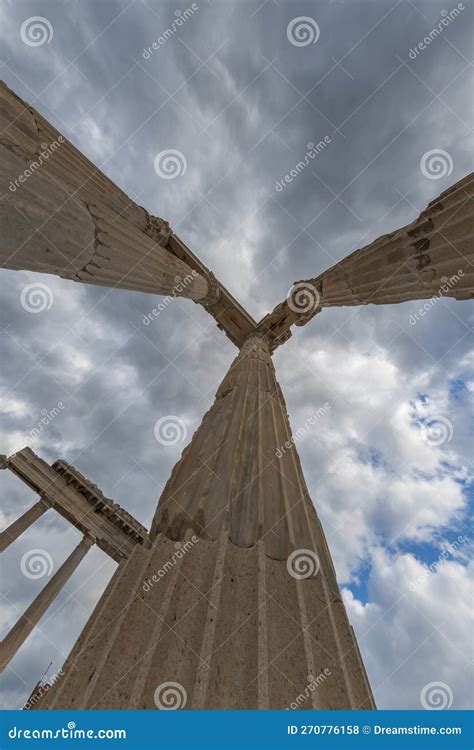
[0,0,472,711]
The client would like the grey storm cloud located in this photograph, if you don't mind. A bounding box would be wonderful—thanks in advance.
[0,0,472,710]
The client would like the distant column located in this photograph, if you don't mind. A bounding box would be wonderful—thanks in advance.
[0,500,49,553]
[0,535,94,671]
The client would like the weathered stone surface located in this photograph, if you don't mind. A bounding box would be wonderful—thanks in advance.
[41,335,375,710]
[0,80,258,346]
[259,172,474,349]
[7,448,149,561]
[41,532,374,710]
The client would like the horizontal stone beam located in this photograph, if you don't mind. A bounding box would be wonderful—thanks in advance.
[259,172,474,349]
[6,448,149,562]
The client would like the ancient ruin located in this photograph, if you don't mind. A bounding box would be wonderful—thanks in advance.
[0,79,472,709]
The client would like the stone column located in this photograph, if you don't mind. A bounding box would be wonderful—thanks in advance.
[0,81,210,303]
[260,173,473,348]
[0,500,48,553]
[303,172,473,310]
[40,335,375,710]
[0,535,94,672]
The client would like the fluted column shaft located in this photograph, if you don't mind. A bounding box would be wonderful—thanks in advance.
[308,172,473,310]
[40,334,374,710]
[0,500,48,553]
[0,81,209,302]
[0,535,94,672]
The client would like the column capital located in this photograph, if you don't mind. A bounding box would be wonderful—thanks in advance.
[200,271,221,308]
[82,534,96,549]
[239,332,272,357]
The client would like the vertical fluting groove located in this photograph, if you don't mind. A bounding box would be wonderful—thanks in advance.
[201,385,241,535]
[127,536,184,708]
[277,386,359,706]
[227,379,253,544]
[266,391,320,705]
[46,556,127,709]
[268,392,297,548]
[256,362,265,543]
[319,574,357,708]
[350,626,376,709]
[257,541,269,709]
[192,530,228,708]
[79,549,152,708]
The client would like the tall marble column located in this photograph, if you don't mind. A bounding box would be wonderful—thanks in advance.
[40,335,374,710]
[311,172,473,309]
[0,535,94,672]
[0,81,211,303]
[0,499,49,553]
[259,172,473,347]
